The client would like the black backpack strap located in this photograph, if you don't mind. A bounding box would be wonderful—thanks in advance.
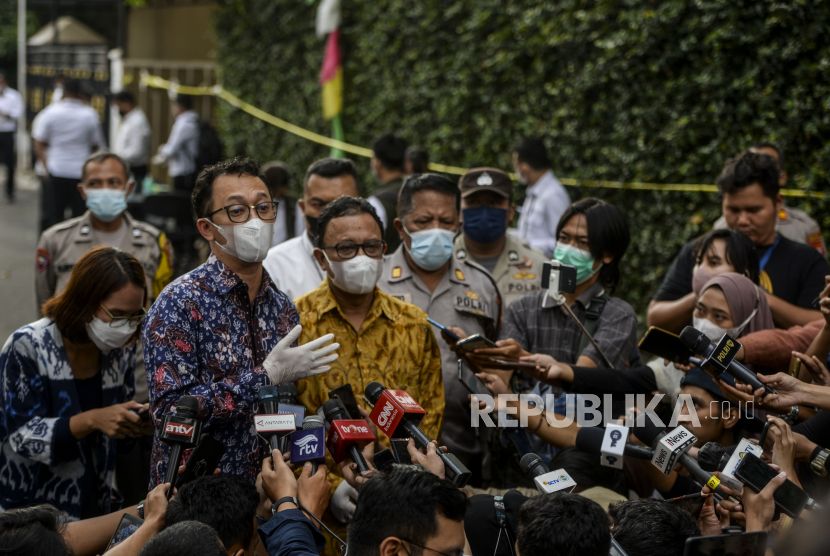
[578,292,609,355]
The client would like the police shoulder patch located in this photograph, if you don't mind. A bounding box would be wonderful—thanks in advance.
[392,266,402,279]
[36,248,50,272]
[455,269,466,281]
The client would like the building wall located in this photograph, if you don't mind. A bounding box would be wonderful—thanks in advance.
[126,3,217,61]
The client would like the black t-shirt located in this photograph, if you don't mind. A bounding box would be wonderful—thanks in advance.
[653,234,830,309]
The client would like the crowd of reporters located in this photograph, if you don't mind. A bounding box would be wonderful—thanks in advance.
[2,132,830,556]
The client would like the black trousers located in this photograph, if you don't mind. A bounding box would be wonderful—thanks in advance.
[131,164,148,190]
[43,175,85,230]
[0,132,15,199]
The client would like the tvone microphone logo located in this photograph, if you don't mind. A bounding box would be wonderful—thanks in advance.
[343,424,370,434]
[165,423,194,436]
[377,402,395,427]
[609,429,622,447]
[294,434,319,456]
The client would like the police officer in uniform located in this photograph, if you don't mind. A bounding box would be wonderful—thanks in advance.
[453,168,547,308]
[377,174,500,481]
[34,151,172,505]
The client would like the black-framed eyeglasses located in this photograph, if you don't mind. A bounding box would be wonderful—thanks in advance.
[322,240,385,260]
[100,305,146,328]
[206,201,279,223]
[400,539,461,556]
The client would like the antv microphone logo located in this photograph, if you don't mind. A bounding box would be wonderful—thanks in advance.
[164,423,195,436]
[294,434,319,456]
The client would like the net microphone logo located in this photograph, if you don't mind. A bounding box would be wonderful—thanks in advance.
[164,423,195,437]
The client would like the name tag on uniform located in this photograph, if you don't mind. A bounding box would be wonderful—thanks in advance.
[391,293,413,304]
[454,290,489,316]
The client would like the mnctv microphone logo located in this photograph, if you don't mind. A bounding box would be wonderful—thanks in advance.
[164,423,194,436]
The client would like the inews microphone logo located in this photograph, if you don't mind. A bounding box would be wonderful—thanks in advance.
[664,429,689,447]
[293,434,319,456]
[164,423,194,436]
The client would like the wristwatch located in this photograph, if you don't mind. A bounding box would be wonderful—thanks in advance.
[810,447,830,477]
[137,499,145,520]
[272,496,299,515]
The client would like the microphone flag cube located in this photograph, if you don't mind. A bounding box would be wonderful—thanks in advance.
[290,427,326,465]
[326,419,376,464]
[651,425,697,475]
[159,415,202,447]
[721,438,763,491]
[600,424,628,469]
[369,389,426,439]
[534,468,577,495]
[255,414,296,436]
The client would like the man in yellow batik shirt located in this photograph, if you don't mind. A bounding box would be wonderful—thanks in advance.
[291,195,444,555]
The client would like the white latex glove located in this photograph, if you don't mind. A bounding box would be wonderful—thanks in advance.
[331,480,358,524]
[263,325,339,384]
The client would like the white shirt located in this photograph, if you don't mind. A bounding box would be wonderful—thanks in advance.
[32,99,105,179]
[516,169,571,258]
[160,110,199,177]
[294,200,306,238]
[262,232,326,301]
[0,87,23,132]
[270,198,289,247]
[114,107,151,167]
[367,196,388,230]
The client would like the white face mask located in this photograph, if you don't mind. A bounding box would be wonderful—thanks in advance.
[86,316,138,352]
[323,253,383,295]
[207,218,273,263]
[692,316,740,343]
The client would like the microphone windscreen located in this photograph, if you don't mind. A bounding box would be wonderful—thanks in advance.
[321,399,349,422]
[519,453,549,479]
[631,421,665,448]
[302,415,325,430]
[259,385,279,401]
[278,383,298,400]
[365,381,385,404]
[574,427,604,456]
[177,395,199,418]
[698,442,727,473]
[679,326,709,353]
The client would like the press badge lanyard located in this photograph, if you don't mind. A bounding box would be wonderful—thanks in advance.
[758,234,780,272]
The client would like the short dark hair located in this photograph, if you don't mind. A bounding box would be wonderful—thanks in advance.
[517,492,611,556]
[42,246,147,345]
[303,157,361,195]
[751,142,784,169]
[405,147,430,174]
[716,151,780,200]
[113,90,136,104]
[192,157,269,218]
[175,93,194,111]
[165,475,260,552]
[691,229,760,284]
[556,198,630,292]
[316,195,384,248]
[609,498,699,556]
[397,173,460,224]
[0,505,73,556]
[262,161,291,195]
[513,137,551,170]
[139,521,226,556]
[63,78,81,97]
[81,150,131,182]
[348,466,468,555]
[372,132,409,172]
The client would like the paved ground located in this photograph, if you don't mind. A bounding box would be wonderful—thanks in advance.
[0,169,41,343]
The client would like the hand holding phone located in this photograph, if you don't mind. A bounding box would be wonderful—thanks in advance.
[329,384,361,419]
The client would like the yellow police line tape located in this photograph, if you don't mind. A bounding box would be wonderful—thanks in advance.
[141,73,825,199]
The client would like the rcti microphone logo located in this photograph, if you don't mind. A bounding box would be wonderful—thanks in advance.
[293,434,319,456]
[164,423,194,436]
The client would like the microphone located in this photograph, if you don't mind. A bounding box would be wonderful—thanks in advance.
[322,399,375,473]
[256,386,296,452]
[574,426,654,469]
[365,381,472,487]
[290,415,327,475]
[519,453,577,495]
[276,383,306,453]
[159,395,202,499]
[699,439,764,492]
[679,326,775,395]
[633,422,732,500]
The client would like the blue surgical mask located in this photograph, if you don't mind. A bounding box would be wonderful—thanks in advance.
[553,243,601,284]
[85,188,127,222]
[404,224,456,271]
[462,206,508,244]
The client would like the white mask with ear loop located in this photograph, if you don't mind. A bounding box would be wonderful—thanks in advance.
[206,217,273,263]
[86,317,138,352]
[693,286,760,342]
[323,252,383,295]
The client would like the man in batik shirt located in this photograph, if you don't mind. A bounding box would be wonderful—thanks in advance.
[143,158,339,485]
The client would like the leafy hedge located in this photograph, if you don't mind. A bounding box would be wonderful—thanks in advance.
[214,0,830,328]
